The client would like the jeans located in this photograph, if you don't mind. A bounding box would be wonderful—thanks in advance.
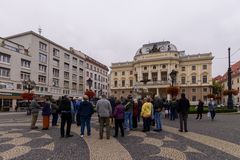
[210,110,216,120]
[170,109,176,120]
[154,112,162,130]
[72,112,76,123]
[80,116,91,135]
[124,112,132,130]
[143,117,151,131]
[52,113,58,126]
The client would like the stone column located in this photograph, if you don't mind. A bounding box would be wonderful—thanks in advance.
[156,88,159,96]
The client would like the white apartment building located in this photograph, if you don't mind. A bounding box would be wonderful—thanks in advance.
[0,31,108,110]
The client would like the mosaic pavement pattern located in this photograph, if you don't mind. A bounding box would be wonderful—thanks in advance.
[0,112,240,160]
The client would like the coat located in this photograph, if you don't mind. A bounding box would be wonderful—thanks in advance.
[113,104,125,119]
[42,102,52,116]
[177,98,190,115]
[78,100,94,117]
[96,98,112,117]
[141,102,152,118]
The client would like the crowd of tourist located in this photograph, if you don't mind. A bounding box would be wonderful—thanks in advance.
[29,93,217,139]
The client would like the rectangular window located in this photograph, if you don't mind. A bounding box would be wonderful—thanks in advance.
[72,74,77,82]
[39,42,47,51]
[122,71,125,76]
[39,64,47,73]
[79,60,84,66]
[20,71,30,80]
[192,88,196,93]
[192,96,196,101]
[79,68,83,76]
[53,59,59,67]
[79,76,83,83]
[130,71,133,75]
[53,48,59,57]
[122,80,125,87]
[64,53,70,60]
[142,73,148,81]
[0,53,10,63]
[21,59,31,68]
[98,75,101,81]
[90,73,93,78]
[192,76,196,84]
[181,88,185,93]
[130,80,133,87]
[79,84,83,91]
[39,53,47,63]
[53,68,59,77]
[181,77,186,84]
[192,65,196,71]
[203,65,207,70]
[64,81,69,88]
[73,57,77,65]
[72,82,77,90]
[161,72,167,81]
[94,74,97,80]
[0,67,10,77]
[52,78,59,87]
[115,72,117,76]
[181,66,185,71]
[203,88,208,92]
[86,71,89,77]
[152,72,157,81]
[114,81,118,87]
[72,66,77,74]
[64,63,69,70]
[90,65,92,70]
[38,75,46,83]
[64,71,69,79]
[202,75,207,83]
[87,63,89,69]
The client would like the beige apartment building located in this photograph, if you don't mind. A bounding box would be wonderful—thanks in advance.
[0,31,108,110]
[110,41,213,104]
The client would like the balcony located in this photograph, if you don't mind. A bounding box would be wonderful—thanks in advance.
[135,80,170,86]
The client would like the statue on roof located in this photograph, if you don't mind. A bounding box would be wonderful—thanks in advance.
[150,44,159,53]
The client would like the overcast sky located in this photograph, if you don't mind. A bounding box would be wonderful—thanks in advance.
[1,0,240,76]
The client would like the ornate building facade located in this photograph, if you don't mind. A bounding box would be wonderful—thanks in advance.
[110,41,213,104]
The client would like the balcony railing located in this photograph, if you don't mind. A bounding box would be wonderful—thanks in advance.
[135,80,170,86]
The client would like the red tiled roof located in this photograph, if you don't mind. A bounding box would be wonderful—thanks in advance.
[220,60,240,82]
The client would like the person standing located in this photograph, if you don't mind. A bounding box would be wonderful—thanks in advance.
[177,93,190,132]
[59,95,73,138]
[51,100,59,126]
[70,97,76,124]
[208,98,217,120]
[42,99,52,130]
[109,96,116,128]
[153,96,163,132]
[141,97,152,132]
[170,97,177,121]
[96,95,112,139]
[75,97,82,126]
[124,95,134,131]
[113,100,125,137]
[137,98,143,122]
[132,99,138,129]
[30,98,41,129]
[78,95,94,137]
[196,99,204,120]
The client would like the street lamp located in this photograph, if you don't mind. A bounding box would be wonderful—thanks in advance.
[86,78,93,90]
[22,79,36,115]
[227,48,233,109]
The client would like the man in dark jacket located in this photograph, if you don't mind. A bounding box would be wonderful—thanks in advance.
[78,95,94,137]
[59,95,73,138]
[177,93,190,132]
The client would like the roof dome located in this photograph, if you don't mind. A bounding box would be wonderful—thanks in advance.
[135,41,178,57]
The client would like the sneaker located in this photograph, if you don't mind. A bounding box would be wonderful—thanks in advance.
[80,135,84,138]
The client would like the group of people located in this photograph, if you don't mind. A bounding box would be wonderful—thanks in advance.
[29,93,218,139]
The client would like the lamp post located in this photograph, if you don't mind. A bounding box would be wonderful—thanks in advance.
[227,48,233,109]
[86,78,93,90]
[22,79,36,115]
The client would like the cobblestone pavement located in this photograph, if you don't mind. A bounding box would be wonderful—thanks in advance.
[0,112,240,160]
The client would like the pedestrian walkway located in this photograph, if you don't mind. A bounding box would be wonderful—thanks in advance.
[0,113,240,160]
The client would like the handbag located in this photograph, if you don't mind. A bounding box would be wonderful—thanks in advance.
[207,112,211,118]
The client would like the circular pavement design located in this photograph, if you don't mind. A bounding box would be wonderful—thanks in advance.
[0,126,90,160]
